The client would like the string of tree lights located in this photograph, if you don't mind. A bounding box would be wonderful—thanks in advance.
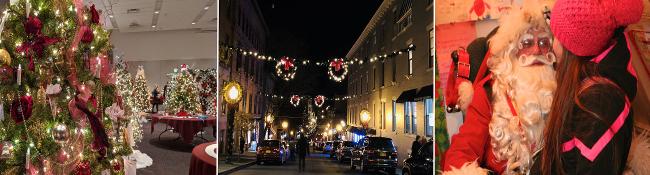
[219,44,416,81]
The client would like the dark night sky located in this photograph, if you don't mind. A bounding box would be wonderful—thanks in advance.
[256,0,382,130]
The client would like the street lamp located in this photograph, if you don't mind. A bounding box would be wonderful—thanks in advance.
[222,81,243,163]
[360,109,371,127]
[282,121,289,130]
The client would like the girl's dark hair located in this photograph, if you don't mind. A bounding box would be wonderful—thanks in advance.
[540,47,596,175]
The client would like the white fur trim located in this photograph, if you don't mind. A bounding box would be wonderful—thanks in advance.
[458,81,474,111]
[489,0,552,55]
[625,130,650,175]
[443,161,489,175]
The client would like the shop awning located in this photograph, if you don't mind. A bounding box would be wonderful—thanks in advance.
[414,84,433,101]
[395,89,417,103]
[347,126,377,136]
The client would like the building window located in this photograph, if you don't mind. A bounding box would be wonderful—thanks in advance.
[404,101,417,134]
[392,100,397,132]
[381,62,385,87]
[404,102,410,133]
[408,44,414,75]
[429,29,434,68]
[395,0,413,34]
[392,59,397,82]
[373,68,377,90]
[382,102,386,129]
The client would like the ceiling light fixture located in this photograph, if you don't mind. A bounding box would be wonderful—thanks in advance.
[191,22,196,25]
[109,15,113,18]
[204,6,209,10]
[154,11,159,14]
[152,25,156,28]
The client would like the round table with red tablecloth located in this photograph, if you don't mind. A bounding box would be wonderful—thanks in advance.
[150,115,216,144]
[189,142,216,175]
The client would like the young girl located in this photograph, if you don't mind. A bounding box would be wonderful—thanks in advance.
[535,0,642,174]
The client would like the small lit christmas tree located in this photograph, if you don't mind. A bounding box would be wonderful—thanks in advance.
[114,60,142,144]
[165,65,201,115]
[132,66,150,113]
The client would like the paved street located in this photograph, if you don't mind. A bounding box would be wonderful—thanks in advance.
[230,153,402,175]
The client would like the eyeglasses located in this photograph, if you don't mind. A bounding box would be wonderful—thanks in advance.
[518,35,552,55]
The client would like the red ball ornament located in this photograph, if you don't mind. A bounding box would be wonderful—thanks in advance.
[0,65,14,85]
[10,96,33,124]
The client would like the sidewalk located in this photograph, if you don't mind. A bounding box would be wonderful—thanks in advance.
[217,151,257,174]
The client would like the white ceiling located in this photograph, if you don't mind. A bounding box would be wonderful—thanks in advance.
[87,0,217,33]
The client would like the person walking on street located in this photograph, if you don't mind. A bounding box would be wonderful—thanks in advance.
[297,134,309,172]
[411,135,422,156]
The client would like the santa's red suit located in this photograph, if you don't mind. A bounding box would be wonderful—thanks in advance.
[442,1,557,174]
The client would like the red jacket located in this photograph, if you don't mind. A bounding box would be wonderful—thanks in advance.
[443,75,507,174]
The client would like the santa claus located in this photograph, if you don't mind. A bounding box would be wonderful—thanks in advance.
[442,1,556,174]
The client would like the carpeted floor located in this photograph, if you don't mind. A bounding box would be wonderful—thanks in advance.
[135,120,216,175]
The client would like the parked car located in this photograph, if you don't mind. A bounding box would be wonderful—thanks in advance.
[330,140,342,158]
[402,140,433,175]
[350,137,398,174]
[323,141,333,154]
[336,141,355,163]
[256,140,287,165]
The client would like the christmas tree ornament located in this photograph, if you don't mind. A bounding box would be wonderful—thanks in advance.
[0,141,13,159]
[314,95,325,107]
[10,95,33,124]
[105,103,125,122]
[275,56,297,81]
[74,161,91,175]
[290,95,300,107]
[328,58,348,82]
[52,123,70,144]
[0,65,14,85]
[0,49,11,65]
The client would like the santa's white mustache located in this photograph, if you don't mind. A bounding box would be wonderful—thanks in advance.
[518,53,556,66]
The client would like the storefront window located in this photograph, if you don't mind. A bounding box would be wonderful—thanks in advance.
[425,98,433,137]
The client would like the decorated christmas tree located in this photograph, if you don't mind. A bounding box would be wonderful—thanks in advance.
[195,69,217,116]
[132,66,149,113]
[114,60,142,145]
[165,65,201,115]
[0,0,132,174]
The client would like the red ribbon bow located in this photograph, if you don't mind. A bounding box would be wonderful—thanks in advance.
[281,57,294,71]
[90,4,100,24]
[330,59,344,71]
[18,16,61,71]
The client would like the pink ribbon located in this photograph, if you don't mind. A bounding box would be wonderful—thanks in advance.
[330,59,344,71]
[562,97,631,162]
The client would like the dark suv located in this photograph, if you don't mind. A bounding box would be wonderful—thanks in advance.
[336,141,355,163]
[402,140,433,175]
[350,137,398,174]
[256,140,286,165]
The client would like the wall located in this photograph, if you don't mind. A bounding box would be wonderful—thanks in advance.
[110,29,217,92]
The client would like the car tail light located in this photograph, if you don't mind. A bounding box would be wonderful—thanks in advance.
[392,152,398,158]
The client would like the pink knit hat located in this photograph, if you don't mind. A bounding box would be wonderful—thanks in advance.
[550,0,643,56]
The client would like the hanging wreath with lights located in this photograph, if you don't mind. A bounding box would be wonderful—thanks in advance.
[328,58,348,82]
[276,56,297,81]
[290,95,301,107]
[314,95,325,107]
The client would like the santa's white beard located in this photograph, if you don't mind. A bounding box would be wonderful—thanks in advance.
[488,53,556,174]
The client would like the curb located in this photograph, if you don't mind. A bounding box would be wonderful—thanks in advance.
[218,160,257,175]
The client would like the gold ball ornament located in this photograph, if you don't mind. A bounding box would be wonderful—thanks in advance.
[0,49,11,65]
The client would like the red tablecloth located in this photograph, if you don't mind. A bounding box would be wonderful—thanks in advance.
[189,142,216,175]
[151,115,216,144]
